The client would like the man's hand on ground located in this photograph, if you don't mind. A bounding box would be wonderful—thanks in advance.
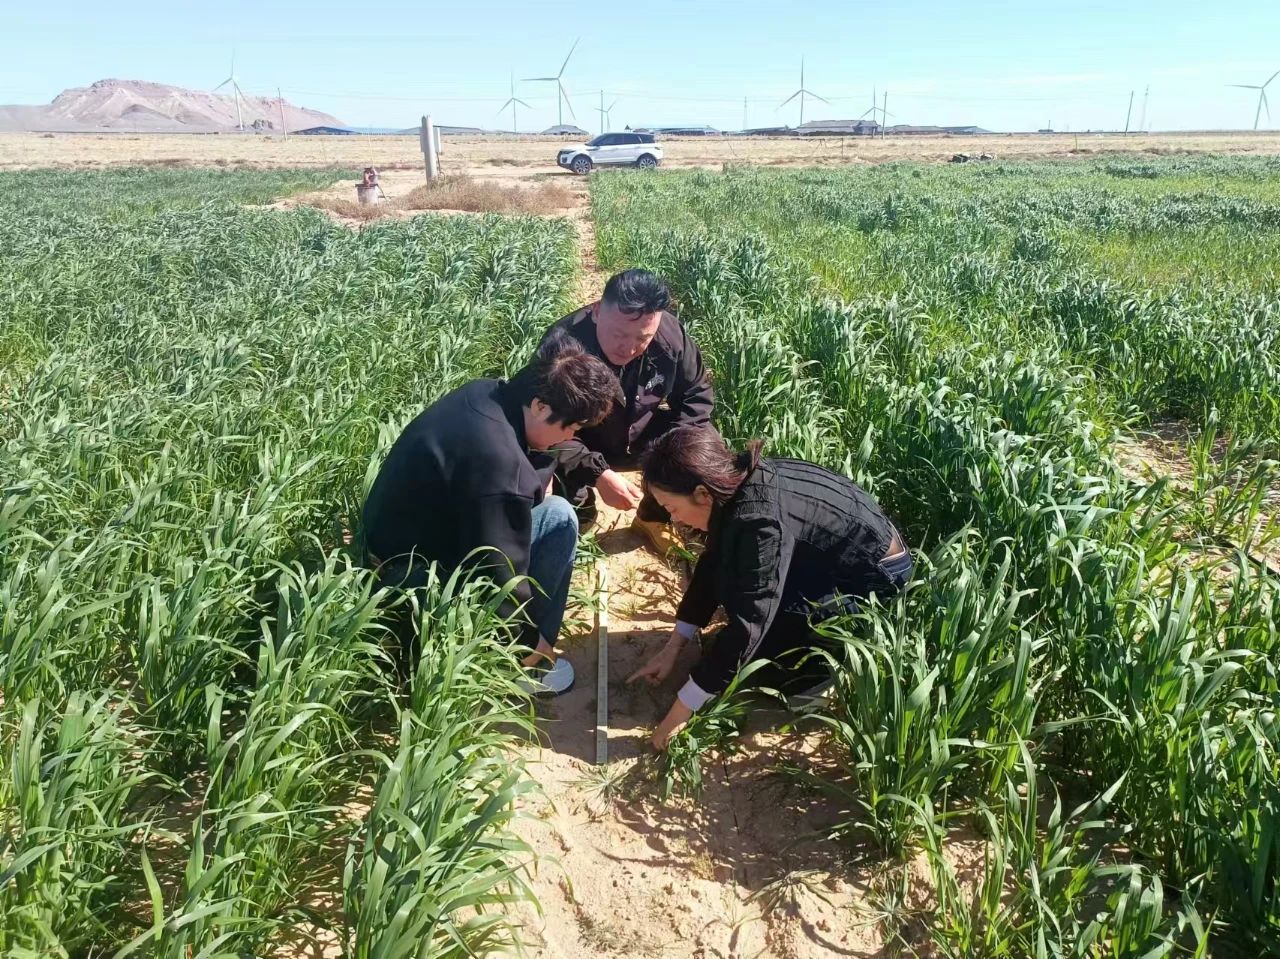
[596,469,643,511]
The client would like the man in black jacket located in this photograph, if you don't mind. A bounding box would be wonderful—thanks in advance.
[362,333,621,694]
[544,269,715,555]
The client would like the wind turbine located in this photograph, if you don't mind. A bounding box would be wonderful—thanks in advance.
[595,93,618,134]
[213,51,246,131]
[779,58,827,128]
[497,74,531,134]
[859,86,894,132]
[1229,70,1279,130]
[524,39,579,128]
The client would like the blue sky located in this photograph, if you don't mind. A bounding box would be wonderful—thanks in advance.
[3,1,1279,132]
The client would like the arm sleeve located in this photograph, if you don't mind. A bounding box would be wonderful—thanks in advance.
[549,439,609,482]
[457,492,540,646]
[675,549,720,628]
[669,328,714,429]
[689,513,790,696]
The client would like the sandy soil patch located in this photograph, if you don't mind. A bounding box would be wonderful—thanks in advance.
[5,130,1280,174]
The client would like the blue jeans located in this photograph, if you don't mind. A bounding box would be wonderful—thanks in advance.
[525,495,579,645]
[372,494,578,652]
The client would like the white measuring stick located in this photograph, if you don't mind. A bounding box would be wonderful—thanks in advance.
[595,563,610,765]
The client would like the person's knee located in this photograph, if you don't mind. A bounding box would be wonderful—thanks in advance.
[542,494,580,536]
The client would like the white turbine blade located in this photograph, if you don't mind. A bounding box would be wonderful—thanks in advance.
[514,98,532,108]
[1264,89,1271,121]
[779,91,800,108]
[1228,84,1262,90]
[608,99,618,110]
[808,91,830,104]
[1265,70,1280,89]
[524,76,557,82]
[497,98,514,116]
[558,38,580,78]
[560,83,576,120]
[214,78,232,92]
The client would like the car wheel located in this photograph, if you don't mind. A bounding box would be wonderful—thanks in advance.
[571,155,593,175]
[636,154,658,169]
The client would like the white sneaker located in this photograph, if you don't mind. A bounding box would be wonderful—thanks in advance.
[518,656,576,697]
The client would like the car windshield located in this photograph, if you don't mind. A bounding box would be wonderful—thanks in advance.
[586,135,611,147]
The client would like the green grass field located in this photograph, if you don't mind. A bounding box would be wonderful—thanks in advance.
[2,156,1279,957]
[1,168,572,956]
[593,155,1280,956]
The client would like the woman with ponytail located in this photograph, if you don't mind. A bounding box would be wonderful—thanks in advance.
[627,427,912,750]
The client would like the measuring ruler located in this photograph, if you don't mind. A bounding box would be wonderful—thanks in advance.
[595,563,609,765]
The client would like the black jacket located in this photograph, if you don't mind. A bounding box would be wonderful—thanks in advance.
[543,306,713,478]
[679,458,899,695]
[362,379,555,645]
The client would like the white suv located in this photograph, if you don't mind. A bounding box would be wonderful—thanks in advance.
[557,133,663,175]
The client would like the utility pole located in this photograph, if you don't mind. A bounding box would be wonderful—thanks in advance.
[420,115,439,181]
[278,87,287,140]
[1139,85,1149,132]
[1124,90,1134,134]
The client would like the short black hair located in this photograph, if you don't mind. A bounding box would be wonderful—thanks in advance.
[602,269,671,315]
[510,330,622,426]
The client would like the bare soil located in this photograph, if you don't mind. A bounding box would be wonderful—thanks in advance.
[5,130,1280,174]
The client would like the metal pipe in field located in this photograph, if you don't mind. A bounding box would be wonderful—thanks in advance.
[421,115,439,181]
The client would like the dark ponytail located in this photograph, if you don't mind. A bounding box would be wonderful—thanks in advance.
[641,427,762,503]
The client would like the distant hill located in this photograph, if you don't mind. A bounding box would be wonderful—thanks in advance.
[0,78,345,133]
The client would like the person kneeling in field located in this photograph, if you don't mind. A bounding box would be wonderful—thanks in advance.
[628,427,913,749]
[543,269,716,556]
[362,332,621,695]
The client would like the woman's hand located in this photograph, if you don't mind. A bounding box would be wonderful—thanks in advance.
[652,699,694,751]
[626,630,685,686]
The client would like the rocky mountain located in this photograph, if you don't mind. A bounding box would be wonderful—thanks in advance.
[0,78,345,133]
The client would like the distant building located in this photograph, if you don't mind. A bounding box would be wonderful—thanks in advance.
[797,119,880,136]
[885,124,992,135]
[294,125,358,136]
[630,124,719,136]
[542,124,590,137]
